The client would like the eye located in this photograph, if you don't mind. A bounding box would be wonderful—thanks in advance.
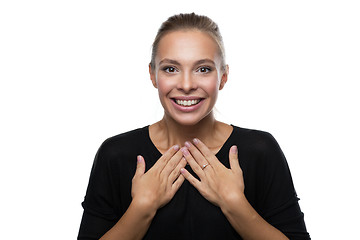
[197,66,212,73]
[163,66,178,73]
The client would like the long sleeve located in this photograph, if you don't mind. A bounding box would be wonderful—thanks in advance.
[78,141,118,240]
[241,131,311,239]
[77,126,310,240]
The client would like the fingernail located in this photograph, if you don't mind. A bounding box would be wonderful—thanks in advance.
[181,147,190,156]
[230,145,238,154]
[184,141,191,148]
[137,155,142,162]
[193,138,199,144]
[173,145,180,151]
[180,168,185,174]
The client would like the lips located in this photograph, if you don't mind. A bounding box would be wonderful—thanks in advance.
[175,99,201,106]
[171,97,203,107]
[170,97,204,112]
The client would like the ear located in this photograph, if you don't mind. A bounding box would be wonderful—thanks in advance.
[219,65,229,90]
[149,64,158,88]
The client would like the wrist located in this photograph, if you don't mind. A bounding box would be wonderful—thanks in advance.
[220,193,252,217]
[130,197,158,219]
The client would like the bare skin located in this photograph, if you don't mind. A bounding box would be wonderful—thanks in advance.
[99,30,289,240]
[180,137,289,240]
[100,116,288,240]
[149,114,232,154]
[100,145,186,240]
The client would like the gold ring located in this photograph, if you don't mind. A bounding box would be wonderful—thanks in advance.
[202,164,209,170]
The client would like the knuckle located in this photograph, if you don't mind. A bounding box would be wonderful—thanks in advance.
[168,171,176,180]
[167,160,176,169]
[205,153,213,159]
[132,176,138,184]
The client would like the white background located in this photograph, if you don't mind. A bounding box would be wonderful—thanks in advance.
[1,0,359,239]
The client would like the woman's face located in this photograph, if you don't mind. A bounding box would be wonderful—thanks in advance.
[150,30,228,126]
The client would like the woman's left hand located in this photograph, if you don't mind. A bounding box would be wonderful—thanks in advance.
[180,139,245,209]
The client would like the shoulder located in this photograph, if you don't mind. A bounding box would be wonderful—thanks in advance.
[231,126,292,185]
[231,125,280,152]
[230,125,286,167]
[102,126,149,147]
[96,126,149,159]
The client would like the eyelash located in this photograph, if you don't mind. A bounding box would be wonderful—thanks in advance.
[162,66,178,73]
[162,66,213,73]
[197,66,212,73]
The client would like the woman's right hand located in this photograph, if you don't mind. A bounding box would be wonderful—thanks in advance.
[131,145,186,213]
[99,146,186,240]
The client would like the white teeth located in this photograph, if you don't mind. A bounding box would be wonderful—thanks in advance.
[175,99,200,106]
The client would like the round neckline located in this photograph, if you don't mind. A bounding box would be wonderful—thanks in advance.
[145,124,236,157]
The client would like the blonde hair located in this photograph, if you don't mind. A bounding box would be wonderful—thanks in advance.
[150,13,226,71]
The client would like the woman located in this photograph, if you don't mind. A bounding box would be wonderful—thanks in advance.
[78,13,310,240]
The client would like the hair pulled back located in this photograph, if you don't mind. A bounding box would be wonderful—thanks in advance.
[150,13,226,71]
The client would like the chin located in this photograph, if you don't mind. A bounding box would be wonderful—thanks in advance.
[166,111,212,127]
[161,99,215,126]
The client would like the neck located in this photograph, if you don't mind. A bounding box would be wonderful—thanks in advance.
[149,112,233,154]
[159,112,218,148]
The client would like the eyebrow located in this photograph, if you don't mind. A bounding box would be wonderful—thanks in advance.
[158,58,216,66]
[159,58,181,66]
[195,59,216,65]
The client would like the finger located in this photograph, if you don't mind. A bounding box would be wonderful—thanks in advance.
[154,145,180,170]
[161,150,184,177]
[184,141,209,168]
[171,174,185,196]
[192,138,220,167]
[134,155,145,177]
[168,157,187,184]
[181,147,205,178]
[229,145,241,173]
[180,168,202,190]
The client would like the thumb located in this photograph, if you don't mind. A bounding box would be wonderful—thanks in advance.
[229,145,241,173]
[134,155,146,177]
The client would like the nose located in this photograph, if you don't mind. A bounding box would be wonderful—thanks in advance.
[177,72,197,93]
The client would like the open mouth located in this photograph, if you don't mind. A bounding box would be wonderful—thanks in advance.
[172,98,203,107]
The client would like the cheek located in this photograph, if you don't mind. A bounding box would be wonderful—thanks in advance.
[156,76,179,100]
[156,77,171,95]
[201,78,219,96]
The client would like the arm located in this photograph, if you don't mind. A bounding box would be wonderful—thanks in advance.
[220,189,288,240]
[101,150,186,240]
[79,145,186,240]
[180,139,288,240]
[99,198,156,240]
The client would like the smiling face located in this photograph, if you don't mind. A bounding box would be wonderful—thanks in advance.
[150,30,228,126]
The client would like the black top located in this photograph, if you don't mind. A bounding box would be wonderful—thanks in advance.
[78,125,310,240]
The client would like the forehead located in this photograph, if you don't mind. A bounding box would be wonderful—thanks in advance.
[156,30,221,64]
